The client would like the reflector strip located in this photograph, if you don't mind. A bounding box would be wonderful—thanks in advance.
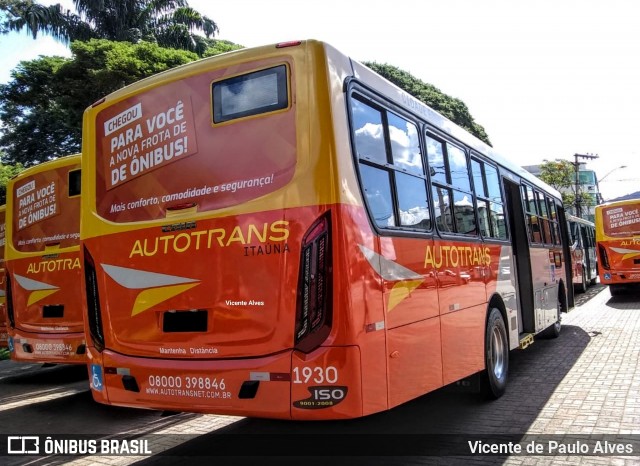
[365,321,385,333]
[250,372,291,382]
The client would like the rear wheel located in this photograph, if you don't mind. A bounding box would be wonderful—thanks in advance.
[481,307,509,399]
[610,284,624,296]
[541,290,563,339]
[577,268,587,293]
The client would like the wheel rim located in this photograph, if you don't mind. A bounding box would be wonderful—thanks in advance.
[491,326,505,379]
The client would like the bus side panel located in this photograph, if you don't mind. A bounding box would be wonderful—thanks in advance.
[387,318,442,408]
[0,206,5,348]
[334,205,389,416]
[440,304,485,385]
[0,272,6,348]
[530,248,560,332]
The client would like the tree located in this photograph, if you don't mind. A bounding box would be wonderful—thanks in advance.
[538,159,594,214]
[0,0,218,55]
[0,158,24,204]
[363,62,491,146]
[0,39,199,165]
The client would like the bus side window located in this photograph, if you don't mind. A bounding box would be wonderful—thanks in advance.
[351,94,431,232]
[472,158,507,239]
[427,135,475,235]
[360,164,396,227]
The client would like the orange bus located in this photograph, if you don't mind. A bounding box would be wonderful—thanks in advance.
[0,205,7,348]
[81,40,570,420]
[595,198,640,296]
[5,155,86,363]
[567,214,597,293]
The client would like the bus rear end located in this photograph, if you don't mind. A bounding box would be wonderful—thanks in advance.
[82,41,373,419]
[5,156,86,363]
[595,199,640,295]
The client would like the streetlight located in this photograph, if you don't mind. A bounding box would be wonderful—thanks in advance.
[596,165,626,203]
[597,165,626,184]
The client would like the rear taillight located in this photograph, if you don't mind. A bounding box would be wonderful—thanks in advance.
[84,247,104,351]
[295,212,332,353]
[6,275,15,328]
[598,244,610,270]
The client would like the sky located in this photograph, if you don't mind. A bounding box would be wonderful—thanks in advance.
[1,0,639,200]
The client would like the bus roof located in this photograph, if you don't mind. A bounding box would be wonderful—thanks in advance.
[87,39,561,201]
[11,154,81,180]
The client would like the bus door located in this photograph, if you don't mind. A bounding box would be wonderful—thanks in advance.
[503,179,534,335]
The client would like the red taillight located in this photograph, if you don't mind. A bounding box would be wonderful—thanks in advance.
[598,244,610,270]
[276,41,302,48]
[295,212,332,352]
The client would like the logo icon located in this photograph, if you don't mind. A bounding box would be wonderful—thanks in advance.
[91,364,104,391]
[101,264,200,316]
[7,436,40,454]
[13,274,59,306]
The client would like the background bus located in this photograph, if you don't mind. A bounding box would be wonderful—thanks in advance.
[567,213,597,293]
[595,198,640,296]
[5,155,86,363]
[0,205,7,348]
[81,40,569,420]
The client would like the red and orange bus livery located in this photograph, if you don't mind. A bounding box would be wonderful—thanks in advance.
[5,155,86,363]
[595,198,640,295]
[81,40,569,419]
[0,205,7,348]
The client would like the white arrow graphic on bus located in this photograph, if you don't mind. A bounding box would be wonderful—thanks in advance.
[610,247,640,261]
[101,264,200,316]
[358,245,425,312]
[13,274,60,306]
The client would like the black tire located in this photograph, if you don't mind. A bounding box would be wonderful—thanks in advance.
[610,284,623,296]
[577,269,587,293]
[541,292,562,339]
[481,308,509,399]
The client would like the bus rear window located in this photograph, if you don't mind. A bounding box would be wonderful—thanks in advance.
[212,65,288,123]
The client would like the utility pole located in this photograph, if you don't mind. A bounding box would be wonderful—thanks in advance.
[573,153,599,217]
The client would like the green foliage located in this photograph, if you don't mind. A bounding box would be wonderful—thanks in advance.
[0,55,78,166]
[0,39,199,165]
[0,0,218,55]
[0,159,24,204]
[202,39,244,57]
[0,347,10,360]
[538,159,594,212]
[539,160,575,191]
[363,62,491,146]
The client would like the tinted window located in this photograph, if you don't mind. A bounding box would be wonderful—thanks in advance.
[426,136,447,185]
[448,144,471,192]
[388,113,423,176]
[396,172,430,229]
[360,164,395,227]
[351,98,388,165]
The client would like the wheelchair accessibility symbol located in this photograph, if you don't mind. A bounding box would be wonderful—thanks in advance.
[91,364,103,391]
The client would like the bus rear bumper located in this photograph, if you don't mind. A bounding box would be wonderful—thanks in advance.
[8,329,87,364]
[600,270,640,285]
[87,345,363,420]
